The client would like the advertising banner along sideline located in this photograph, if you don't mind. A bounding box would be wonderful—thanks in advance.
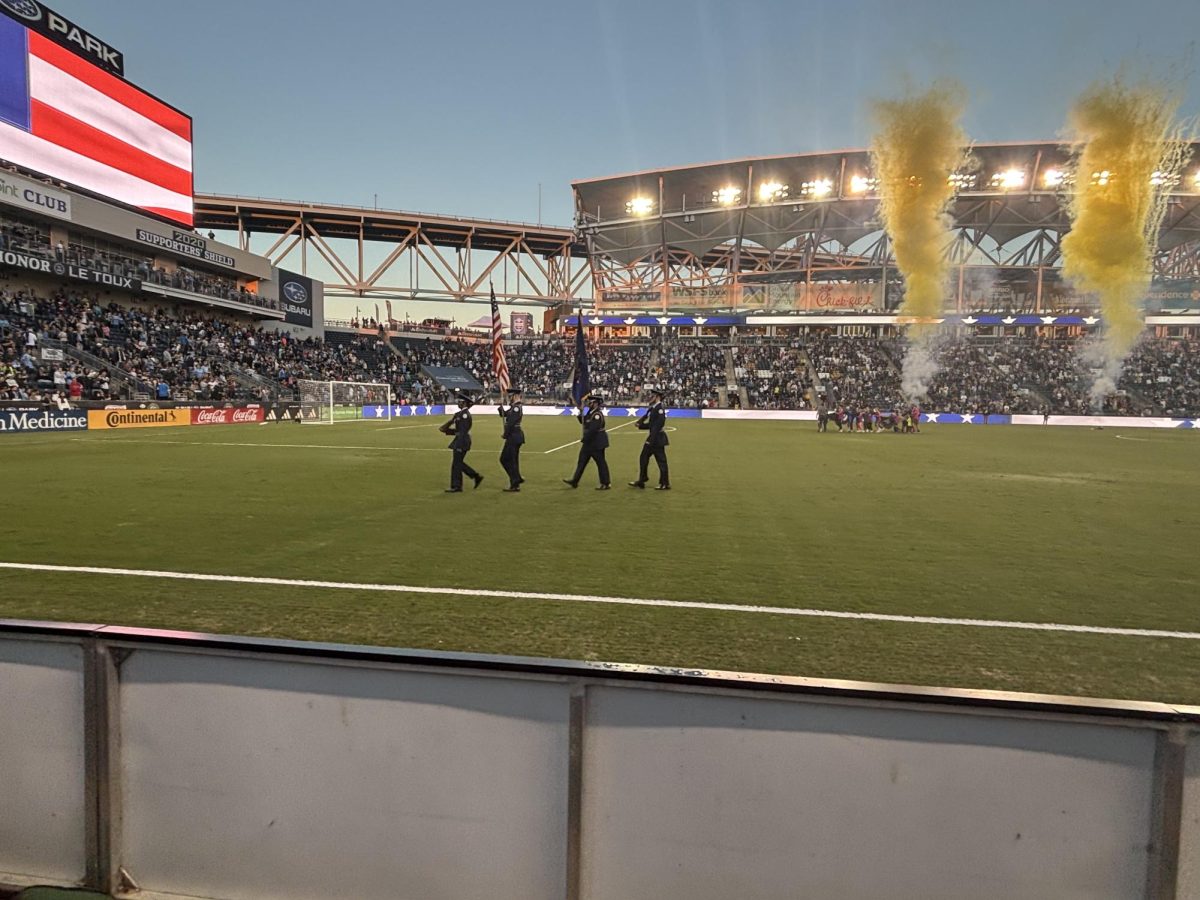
[190,407,265,426]
[87,408,190,430]
[0,407,87,433]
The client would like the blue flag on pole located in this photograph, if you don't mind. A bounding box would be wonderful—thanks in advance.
[571,314,590,406]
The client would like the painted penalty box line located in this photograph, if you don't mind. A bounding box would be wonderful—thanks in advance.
[1,561,1198,642]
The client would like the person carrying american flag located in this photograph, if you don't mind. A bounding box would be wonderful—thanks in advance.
[491,285,524,491]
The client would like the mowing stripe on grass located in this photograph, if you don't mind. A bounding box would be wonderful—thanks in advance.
[71,439,444,452]
[543,419,639,454]
[2,561,1198,641]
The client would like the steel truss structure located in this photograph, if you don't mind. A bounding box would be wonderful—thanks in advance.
[573,141,1200,312]
[194,196,591,308]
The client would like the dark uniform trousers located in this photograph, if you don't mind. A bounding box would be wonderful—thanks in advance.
[500,440,522,487]
[638,442,669,486]
[451,447,480,490]
[572,444,610,486]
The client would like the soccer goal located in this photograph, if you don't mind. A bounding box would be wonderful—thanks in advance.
[297,380,394,424]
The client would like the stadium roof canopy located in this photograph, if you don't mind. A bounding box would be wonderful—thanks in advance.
[572,141,1200,264]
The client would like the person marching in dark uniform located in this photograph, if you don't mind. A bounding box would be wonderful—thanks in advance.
[629,388,670,490]
[440,392,483,492]
[563,392,611,490]
[498,386,525,492]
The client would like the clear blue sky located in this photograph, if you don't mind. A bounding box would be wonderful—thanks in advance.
[50,0,1200,227]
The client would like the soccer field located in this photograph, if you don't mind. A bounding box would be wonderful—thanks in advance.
[1,416,1198,704]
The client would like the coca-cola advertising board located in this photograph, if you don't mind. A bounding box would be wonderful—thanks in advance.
[190,407,266,426]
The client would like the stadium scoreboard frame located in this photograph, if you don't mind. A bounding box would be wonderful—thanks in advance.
[0,0,195,227]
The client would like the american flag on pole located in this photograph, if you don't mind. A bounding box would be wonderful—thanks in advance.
[0,15,194,226]
[490,284,511,392]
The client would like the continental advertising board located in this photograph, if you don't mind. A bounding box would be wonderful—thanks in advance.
[87,408,190,429]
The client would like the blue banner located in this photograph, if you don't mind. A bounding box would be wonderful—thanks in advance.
[0,408,88,434]
[361,405,451,418]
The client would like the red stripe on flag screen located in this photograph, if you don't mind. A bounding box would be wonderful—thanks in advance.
[0,24,194,226]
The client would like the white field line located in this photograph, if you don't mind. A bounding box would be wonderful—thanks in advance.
[70,439,443,452]
[377,423,440,432]
[1,561,1198,641]
[543,419,638,454]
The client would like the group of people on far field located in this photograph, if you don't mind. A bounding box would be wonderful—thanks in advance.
[816,402,922,434]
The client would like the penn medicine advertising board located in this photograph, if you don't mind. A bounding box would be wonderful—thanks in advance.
[0,407,87,433]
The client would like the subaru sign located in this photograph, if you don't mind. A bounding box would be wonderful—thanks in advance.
[0,408,88,434]
[277,269,314,327]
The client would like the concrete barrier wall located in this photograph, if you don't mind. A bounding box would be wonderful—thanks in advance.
[581,687,1156,900]
[1180,731,1200,898]
[0,624,1196,900]
[118,651,570,900]
[0,637,86,887]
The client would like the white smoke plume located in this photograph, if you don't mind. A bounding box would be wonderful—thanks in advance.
[1077,333,1133,410]
[900,328,955,402]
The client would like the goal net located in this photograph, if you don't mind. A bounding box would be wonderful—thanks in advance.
[297,380,393,424]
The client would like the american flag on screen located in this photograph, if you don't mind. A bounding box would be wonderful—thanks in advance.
[0,16,194,226]
[490,285,511,392]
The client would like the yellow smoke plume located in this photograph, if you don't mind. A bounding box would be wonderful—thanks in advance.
[870,82,970,331]
[1061,76,1188,367]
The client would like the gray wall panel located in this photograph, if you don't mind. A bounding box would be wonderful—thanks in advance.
[118,651,569,900]
[582,686,1156,900]
[1179,732,1200,900]
[0,639,85,884]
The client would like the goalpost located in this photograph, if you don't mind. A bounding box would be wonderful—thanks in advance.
[297,380,394,424]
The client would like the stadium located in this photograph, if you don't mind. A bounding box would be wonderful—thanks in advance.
[2,3,1200,899]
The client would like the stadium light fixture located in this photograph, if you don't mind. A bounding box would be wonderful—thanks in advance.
[990,169,1025,190]
[712,186,743,206]
[1091,170,1112,186]
[1150,170,1179,188]
[626,196,655,216]
[948,172,977,190]
[1193,171,1200,188]
[848,174,877,194]
[757,181,789,202]
[1043,168,1064,188]
[800,178,833,198]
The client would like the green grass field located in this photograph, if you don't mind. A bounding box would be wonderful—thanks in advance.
[2,415,1198,704]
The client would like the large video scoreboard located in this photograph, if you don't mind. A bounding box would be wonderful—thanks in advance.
[0,0,194,227]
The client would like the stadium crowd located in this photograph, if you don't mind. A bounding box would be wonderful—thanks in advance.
[2,280,1198,416]
[732,340,809,409]
[651,339,726,408]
